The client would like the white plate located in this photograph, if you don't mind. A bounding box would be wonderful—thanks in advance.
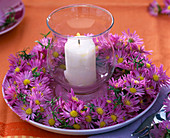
[0,0,25,35]
[2,75,159,135]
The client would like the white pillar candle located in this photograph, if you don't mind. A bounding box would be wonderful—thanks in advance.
[64,36,96,86]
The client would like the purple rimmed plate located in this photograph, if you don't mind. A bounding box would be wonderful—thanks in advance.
[0,0,25,35]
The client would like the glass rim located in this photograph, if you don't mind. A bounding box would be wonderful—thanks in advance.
[46,4,114,39]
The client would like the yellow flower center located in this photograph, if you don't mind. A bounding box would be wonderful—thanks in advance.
[85,115,92,122]
[168,5,170,10]
[115,54,118,58]
[31,86,36,91]
[13,81,17,85]
[153,74,159,81]
[105,56,110,60]
[27,62,31,66]
[115,83,118,88]
[35,100,40,105]
[15,67,20,72]
[23,79,31,85]
[130,88,137,93]
[150,86,154,89]
[71,96,79,102]
[107,100,112,103]
[125,100,131,106]
[140,99,143,104]
[40,107,44,112]
[96,107,104,115]
[100,121,106,128]
[31,67,37,71]
[59,64,66,70]
[25,108,32,115]
[48,118,55,126]
[52,51,59,58]
[70,110,78,117]
[146,63,151,68]
[73,124,81,129]
[111,114,117,122]
[139,76,144,80]
[42,67,46,73]
[118,58,123,63]
[13,93,17,99]
[134,80,139,84]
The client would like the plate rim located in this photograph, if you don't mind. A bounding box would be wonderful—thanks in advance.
[2,74,159,135]
[0,1,25,35]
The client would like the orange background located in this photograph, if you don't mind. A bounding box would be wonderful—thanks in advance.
[0,0,170,137]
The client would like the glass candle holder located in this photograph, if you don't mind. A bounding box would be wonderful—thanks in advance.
[47,4,115,95]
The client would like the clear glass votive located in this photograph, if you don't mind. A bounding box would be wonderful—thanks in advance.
[46,4,115,95]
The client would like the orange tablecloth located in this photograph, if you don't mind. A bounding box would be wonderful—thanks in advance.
[0,0,170,137]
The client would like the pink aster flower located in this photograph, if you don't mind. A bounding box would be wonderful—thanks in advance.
[0,10,5,27]
[61,101,84,126]
[4,86,19,105]
[16,71,34,89]
[68,89,84,104]
[124,77,145,97]
[8,54,26,76]
[122,95,140,113]
[14,100,39,121]
[115,48,128,68]
[122,29,143,47]
[34,75,50,87]
[90,97,107,119]
[43,107,61,127]
[107,105,126,125]
[31,85,53,101]
[30,88,45,106]
[162,0,170,15]
[148,0,161,16]
[80,107,95,129]
[149,65,170,88]
[26,59,42,72]
[94,115,109,128]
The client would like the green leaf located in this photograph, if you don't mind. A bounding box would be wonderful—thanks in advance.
[40,31,51,38]
[35,40,44,48]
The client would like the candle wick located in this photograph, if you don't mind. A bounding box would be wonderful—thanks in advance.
[78,39,80,45]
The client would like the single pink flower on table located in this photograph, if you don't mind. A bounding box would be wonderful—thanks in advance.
[162,0,170,15]
[148,0,161,16]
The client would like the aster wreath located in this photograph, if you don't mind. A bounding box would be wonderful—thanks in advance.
[2,30,170,130]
